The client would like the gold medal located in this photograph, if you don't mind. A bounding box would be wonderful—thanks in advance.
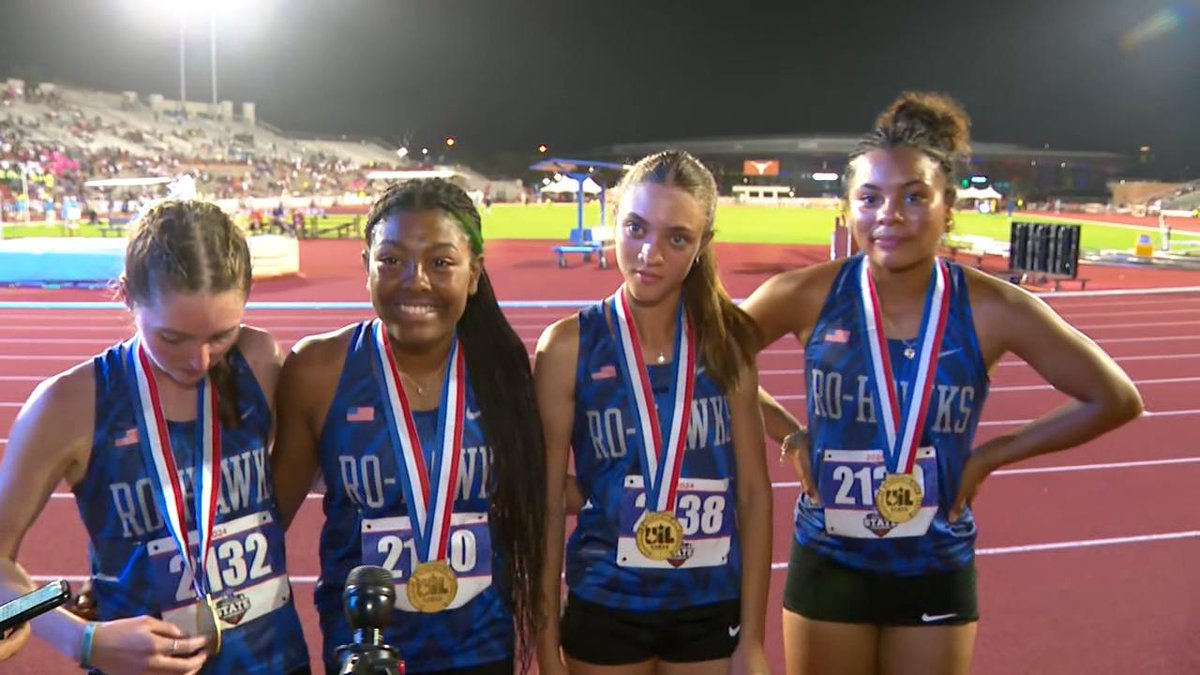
[875,473,924,524]
[195,594,222,654]
[407,561,458,613]
[635,511,684,561]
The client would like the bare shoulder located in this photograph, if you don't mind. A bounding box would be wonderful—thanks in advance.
[535,314,580,362]
[26,359,95,420]
[276,323,359,426]
[960,265,1058,362]
[282,322,360,387]
[960,265,1042,322]
[743,258,846,345]
[290,323,359,363]
[534,314,581,398]
[237,325,283,365]
[753,259,843,301]
[9,359,97,484]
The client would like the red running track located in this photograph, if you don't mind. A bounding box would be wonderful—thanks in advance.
[1,293,1198,673]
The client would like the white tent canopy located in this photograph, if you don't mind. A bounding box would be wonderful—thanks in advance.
[541,176,603,195]
[958,185,1003,200]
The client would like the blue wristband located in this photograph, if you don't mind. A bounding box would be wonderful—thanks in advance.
[79,622,97,669]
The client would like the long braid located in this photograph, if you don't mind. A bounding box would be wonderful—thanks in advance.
[365,179,545,672]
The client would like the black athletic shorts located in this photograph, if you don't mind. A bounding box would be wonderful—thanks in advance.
[782,539,978,626]
[560,593,741,664]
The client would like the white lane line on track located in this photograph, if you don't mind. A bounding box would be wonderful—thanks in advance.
[30,530,1200,582]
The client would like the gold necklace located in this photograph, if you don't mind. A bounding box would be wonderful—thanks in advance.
[883,315,917,360]
[401,368,444,397]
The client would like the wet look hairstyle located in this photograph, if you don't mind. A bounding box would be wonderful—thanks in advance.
[122,200,252,429]
[612,150,760,390]
[364,179,545,671]
[847,91,973,205]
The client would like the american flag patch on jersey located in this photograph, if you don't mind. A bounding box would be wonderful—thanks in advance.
[114,427,139,447]
[824,329,851,343]
[346,406,375,422]
[591,365,617,380]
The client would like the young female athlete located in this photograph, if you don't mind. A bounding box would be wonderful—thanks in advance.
[0,201,310,674]
[742,92,1143,675]
[271,178,546,674]
[536,150,772,675]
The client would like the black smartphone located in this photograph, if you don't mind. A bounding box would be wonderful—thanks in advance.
[0,579,71,635]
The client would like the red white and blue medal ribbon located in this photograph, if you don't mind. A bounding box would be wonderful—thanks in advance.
[859,259,951,475]
[610,287,696,513]
[127,339,221,600]
[371,320,465,564]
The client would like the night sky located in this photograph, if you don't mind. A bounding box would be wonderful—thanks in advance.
[0,0,1196,172]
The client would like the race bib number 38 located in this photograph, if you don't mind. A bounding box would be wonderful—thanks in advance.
[818,448,939,539]
[361,512,492,612]
[617,475,732,569]
[148,511,291,634]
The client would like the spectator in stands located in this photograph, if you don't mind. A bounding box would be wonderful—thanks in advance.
[742,91,1142,675]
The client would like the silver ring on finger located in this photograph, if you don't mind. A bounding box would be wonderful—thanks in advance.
[170,638,178,655]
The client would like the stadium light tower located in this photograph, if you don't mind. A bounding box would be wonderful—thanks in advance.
[130,0,249,110]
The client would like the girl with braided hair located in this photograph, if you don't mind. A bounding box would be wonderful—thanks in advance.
[742,92,1142,674]
[272,178,546,673]
[0,200,310,674]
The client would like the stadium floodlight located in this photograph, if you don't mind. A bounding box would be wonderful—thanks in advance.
[538,144,548,154]
[422,148,429,156]
[812,172,839,181]
[126,0,273,107]
[445,137,457,147]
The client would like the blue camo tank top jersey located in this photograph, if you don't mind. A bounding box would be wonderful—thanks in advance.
[567,301,742,612]
[799,255,991,575]
[77,341,309,674]
[315,321,512,672]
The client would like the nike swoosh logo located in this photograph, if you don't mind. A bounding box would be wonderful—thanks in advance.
[921,612,957,623]
[938,348,962,358]
[466,409,482,420]
[728,625,741,637]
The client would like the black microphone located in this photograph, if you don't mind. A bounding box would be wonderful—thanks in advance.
[336,566,405,675]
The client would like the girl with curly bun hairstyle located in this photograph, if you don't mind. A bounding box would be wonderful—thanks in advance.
[743,93,1142,674]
